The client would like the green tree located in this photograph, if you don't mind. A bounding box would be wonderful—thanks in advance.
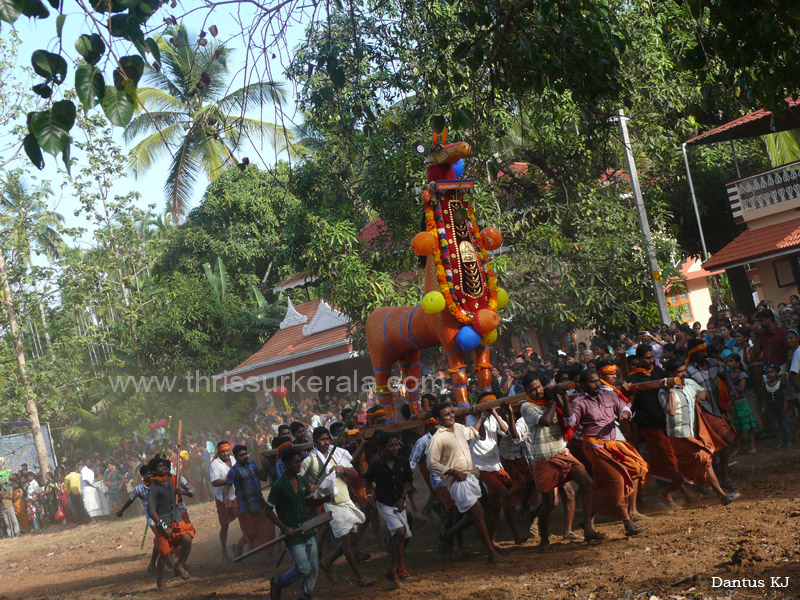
[124,26,290,219]
[0,172,65,355]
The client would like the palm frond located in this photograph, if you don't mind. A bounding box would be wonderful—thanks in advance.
[124,111,187,143]
[141,65,186,103]
[765,129,800,167]
[134,88,190,114]
[195,136,235,180]
[127,123,184,177]
[216,81,285,115]
[226,116,292,157]
[165,127,204,219]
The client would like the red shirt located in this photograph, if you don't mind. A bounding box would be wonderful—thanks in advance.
[758,325,788,366]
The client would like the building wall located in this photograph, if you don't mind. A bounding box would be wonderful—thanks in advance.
[756,256,799,304]
[688,280,712,326]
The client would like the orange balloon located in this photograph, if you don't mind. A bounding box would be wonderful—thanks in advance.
[412,231,438,256]
[472,308,499,334]
[480,227,503,251]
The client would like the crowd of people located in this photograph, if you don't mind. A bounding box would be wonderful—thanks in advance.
[3,296,799,597]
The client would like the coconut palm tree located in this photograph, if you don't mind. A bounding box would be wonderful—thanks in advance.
[124,26,291,219]
[0,172,65,355]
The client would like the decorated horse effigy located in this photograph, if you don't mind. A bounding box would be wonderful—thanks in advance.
[366,128,510,422]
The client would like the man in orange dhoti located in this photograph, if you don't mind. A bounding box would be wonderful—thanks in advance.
[571,369,649,537]
[659,359,740,506]
[625,345,685,506]
[520,372,602,550]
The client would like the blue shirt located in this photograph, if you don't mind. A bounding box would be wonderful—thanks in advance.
[225,460,266,514]
[130,483,155,526]
[408,432,445,490]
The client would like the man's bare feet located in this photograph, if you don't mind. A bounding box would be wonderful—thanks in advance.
[537,540,553,553]
[147,563,157,575]
[320,560,337,582]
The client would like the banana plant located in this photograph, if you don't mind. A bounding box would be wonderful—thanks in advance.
[203,256,229,305]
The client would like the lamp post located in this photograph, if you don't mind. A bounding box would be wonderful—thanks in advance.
[616,108,671,325]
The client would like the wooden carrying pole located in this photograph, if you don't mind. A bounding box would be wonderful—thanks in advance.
[261,391,537,457]
[234,512,333,563]
[175,419,183,483]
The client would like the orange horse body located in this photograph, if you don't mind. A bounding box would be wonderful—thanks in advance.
[366,137,497,422]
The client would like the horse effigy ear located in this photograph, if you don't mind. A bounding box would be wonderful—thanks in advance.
[433,130,438,147]
[442,126,447,145]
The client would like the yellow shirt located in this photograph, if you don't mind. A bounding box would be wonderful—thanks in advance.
[426,423,479,486]
[64,472,82,495]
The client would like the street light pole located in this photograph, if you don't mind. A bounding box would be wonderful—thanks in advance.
[616,108,671,325]
[681,143,709,262]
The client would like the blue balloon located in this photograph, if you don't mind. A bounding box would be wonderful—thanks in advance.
[456,325,481,350]
[453,158,465,178]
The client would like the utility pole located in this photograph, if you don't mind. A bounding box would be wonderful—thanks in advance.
[681,143,708,261]
[616,108,671,325]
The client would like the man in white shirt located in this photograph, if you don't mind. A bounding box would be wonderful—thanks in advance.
[427,402,505,564]
[80,459,103,523]
[465,405,527,547]
[208,441,241,562]
[300,426,375,587]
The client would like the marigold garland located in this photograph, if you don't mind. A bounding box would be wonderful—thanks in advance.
[423,189,498,325]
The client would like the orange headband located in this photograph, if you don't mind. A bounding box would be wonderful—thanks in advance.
[686,343,707,364]
[218,443,231,451]
[277,441,292,451]
[425,417,438,426]
[372,408,385,417]
[598,365,617,376]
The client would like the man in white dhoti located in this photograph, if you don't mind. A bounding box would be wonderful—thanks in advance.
[80,459,105,523]
[300,427,375,587]
[427,402,505,564]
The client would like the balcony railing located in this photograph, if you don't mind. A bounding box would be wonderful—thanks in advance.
[726,160,800,223]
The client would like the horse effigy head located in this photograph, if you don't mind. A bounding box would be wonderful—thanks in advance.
[428,127,472,166]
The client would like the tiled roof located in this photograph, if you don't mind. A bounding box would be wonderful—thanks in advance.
[359,218,389,245]
[226,299,350,376]
[273,272,317,293]
[679,256,713,281]
[685,96,800,147]
[703,218,800,271]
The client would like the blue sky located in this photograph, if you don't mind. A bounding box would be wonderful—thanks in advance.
[8,3,308,247]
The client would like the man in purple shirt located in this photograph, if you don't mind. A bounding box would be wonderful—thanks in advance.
[571,370,648,537]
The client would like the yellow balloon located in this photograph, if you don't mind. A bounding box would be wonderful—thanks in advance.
[496,287,509,310]
[422,291,446,314]
[481,329,498,345]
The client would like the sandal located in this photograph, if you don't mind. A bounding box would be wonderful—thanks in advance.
[384,569,401,587]
[584,531,607,543]
[722,492,740,506]
[488,551,507,564]
[625,524,647,537]
[397,567,411,579]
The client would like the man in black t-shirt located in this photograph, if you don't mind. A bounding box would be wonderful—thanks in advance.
[625,345,680,505]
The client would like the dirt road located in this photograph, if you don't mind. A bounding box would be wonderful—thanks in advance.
[2,444,799,600]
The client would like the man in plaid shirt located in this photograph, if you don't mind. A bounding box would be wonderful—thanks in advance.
[223,445,275,554]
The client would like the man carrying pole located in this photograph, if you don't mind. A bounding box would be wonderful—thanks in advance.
[300,426,375,587]
[265,445,331,600]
